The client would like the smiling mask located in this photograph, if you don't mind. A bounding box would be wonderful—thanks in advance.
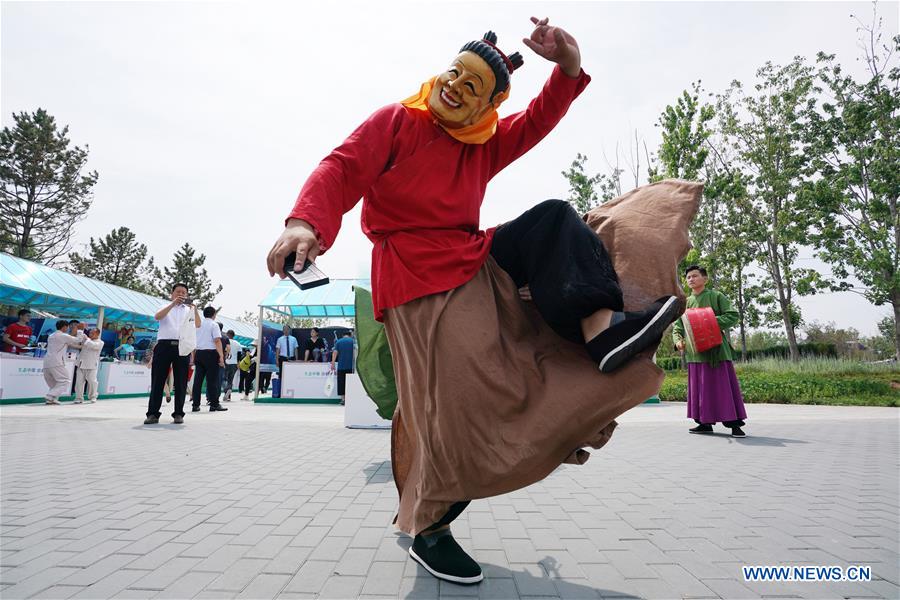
[401,31,524,144]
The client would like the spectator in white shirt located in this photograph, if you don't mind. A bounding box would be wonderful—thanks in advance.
[276,325,298,378]
[222,330,242,401]
[43,320,85,405]
[191,306,228,413]
[74,329,105,404]
[145,283,201,425]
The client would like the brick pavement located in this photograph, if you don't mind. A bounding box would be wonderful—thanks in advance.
[1,399,897,599]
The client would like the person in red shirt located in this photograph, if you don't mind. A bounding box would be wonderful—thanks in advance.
[268,18,681,584]
[3,309,33,354]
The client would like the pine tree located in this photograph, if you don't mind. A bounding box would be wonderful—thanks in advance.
[152,243,222,307]
[0,108,98,264]
[68,227,156,293]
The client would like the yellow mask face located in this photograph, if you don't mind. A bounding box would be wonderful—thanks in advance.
[427,51,499,129]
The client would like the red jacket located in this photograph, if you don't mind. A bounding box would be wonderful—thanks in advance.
[289,66,590,320]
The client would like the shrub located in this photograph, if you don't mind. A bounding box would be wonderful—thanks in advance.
[656,357,682,371]
[659,370,899,407]
[743,342,838,360]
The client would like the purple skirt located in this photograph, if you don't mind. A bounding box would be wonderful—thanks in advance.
[687,361,748,424]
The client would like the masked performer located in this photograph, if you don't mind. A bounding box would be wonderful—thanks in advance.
[268,17,682,584]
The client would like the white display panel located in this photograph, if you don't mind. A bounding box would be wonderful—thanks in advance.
[280,362,338,400]
[343,373,392,429]
[98,362,152,395]
[1,353,76,400]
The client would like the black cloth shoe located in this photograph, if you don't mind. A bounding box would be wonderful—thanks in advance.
[409,529,483,584]
[689,424,713,434]
[173,415,184,424]
[210,405,228,412]
[731,427,746,437]
[143,415,159,425]
[191,407,200,412]
[586,296,680,373]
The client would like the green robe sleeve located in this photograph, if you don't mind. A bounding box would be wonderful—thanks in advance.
[672,313,685,346]
[714,291,739,330]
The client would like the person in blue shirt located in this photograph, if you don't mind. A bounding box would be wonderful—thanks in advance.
[330,330,355,406]
[115,336,136,362]
[275,325,299,378]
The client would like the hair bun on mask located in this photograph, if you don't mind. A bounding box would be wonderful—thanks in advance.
[459,31,523,99]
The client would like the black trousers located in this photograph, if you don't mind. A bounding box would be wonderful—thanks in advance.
[192,350,221,408]
[490,199,623,344]
[222,364,238,398]
[147,340,189,418]
[427,200,623,532]
[260,372,271,393]
[239,369,254,394]
[277,355,292,379]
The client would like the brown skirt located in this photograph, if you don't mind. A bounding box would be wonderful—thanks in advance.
[385,180,700,536]
[385,258,661,535]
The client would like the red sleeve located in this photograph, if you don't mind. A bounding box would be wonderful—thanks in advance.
[487,65,591,177]
[287,105,404,253]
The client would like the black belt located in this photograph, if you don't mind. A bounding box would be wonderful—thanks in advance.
[159,339,179,346]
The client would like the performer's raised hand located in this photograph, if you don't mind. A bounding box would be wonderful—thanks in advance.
[267,218,320,278]
[522,16,581,78]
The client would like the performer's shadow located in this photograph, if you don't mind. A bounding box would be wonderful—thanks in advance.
[398,538,638,598]
[698,433,809,447]
[131,424,185,431]
[362,459,393,484]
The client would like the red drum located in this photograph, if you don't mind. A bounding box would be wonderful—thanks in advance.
[681,307,723,353]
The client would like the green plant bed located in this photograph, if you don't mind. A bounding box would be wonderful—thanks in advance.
[659,370,900,407]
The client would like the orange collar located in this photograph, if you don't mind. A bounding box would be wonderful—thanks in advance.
[400,76,509,145]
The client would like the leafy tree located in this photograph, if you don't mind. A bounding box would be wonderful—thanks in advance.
[803,320,862,358]
[0,108,98,264]
[745,329,789,351]
[648,80,715,183]
[152,243,222,307]
[803,7,900,358]
[561,153,621,214]
[717,57,828,361]
[68,227,156,293]
[648,82,762,358]
[702,162,765,360]
[866,315,898,359]
[237,309,329,329]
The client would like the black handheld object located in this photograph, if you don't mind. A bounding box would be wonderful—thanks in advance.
[283,252,330,290]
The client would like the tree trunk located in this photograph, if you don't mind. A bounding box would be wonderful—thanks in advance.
[739,320,748,362]
[769,252,800,362]
[780,299,800,361]
[736,275,748,361]
[893,292,900,362]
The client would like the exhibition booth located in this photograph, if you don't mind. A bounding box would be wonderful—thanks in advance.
[0,252,257,404]
[256,277,391,428]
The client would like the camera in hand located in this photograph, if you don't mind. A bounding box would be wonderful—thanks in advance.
[283,252,329,290]
[182,298,194,306]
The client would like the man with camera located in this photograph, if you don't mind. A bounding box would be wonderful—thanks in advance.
[145,283,201,425]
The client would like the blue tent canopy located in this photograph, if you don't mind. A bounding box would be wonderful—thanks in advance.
[259,278,370,318]
[1,252,258,344]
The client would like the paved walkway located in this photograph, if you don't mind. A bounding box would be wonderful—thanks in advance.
[1,399,897,599]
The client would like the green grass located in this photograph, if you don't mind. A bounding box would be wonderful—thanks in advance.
[659,360,900,407]
[736,357,898,375]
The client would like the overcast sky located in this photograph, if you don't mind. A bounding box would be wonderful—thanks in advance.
[2,1,896,335]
